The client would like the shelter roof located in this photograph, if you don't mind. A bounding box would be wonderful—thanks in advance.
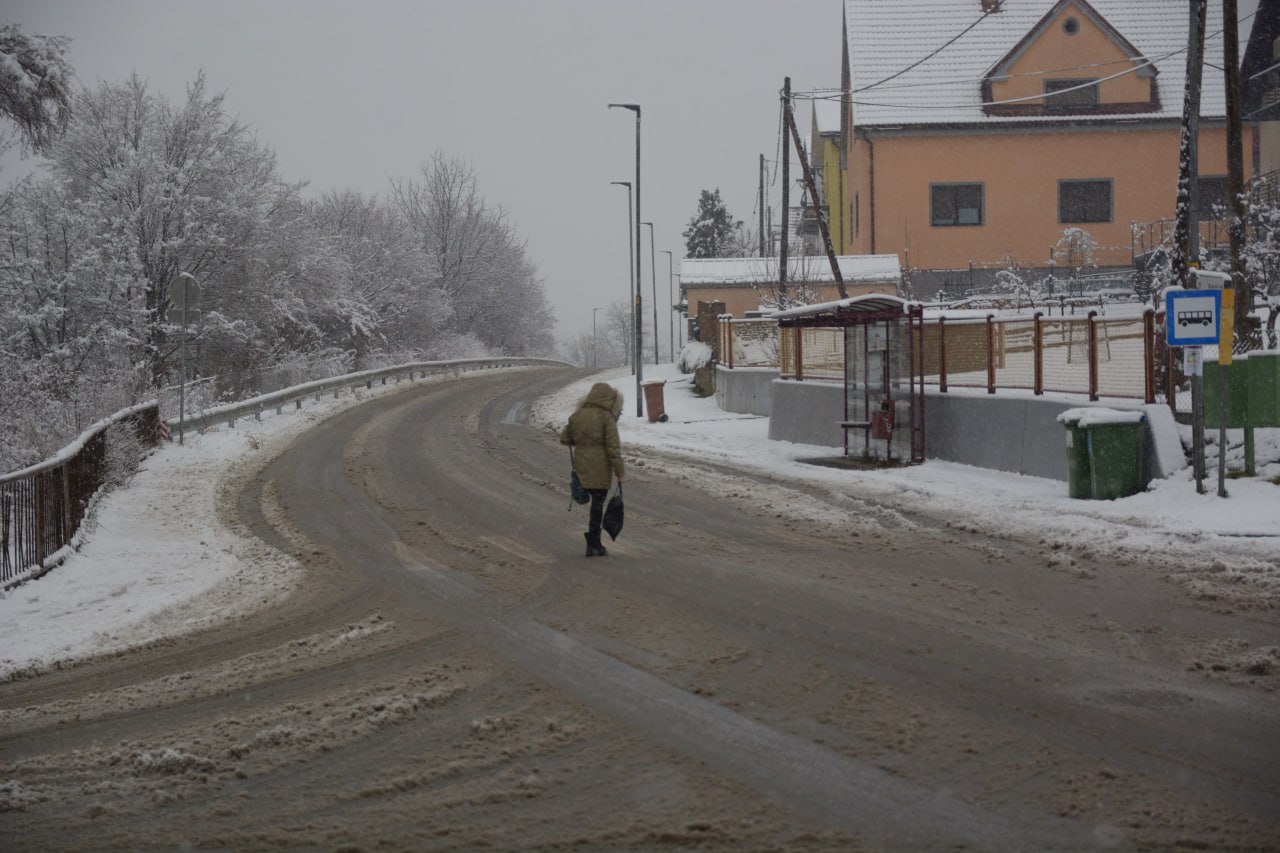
[772,293,919,325]
[680,254,901,286]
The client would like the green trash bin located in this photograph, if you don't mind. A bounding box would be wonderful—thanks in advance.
[1056,409,1092,499]
[1246,351,1280,426]
[1085,412,1146,500]
[1202,358,1249,428]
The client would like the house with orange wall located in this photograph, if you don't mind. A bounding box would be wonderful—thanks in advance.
[840,0,1253,295]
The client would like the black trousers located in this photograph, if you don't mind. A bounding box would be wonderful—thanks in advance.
[587,488,608,535]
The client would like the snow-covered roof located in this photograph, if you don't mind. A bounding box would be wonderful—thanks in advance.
[680,255,901,286]
[844,0,1228,127]
[772,293,916,321]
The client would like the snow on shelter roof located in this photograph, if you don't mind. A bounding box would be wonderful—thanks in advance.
[680,255,901,286]
[772,293,917,323]
[844,0,1229,127]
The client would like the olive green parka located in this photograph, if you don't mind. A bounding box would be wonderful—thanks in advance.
[560,382,625,489]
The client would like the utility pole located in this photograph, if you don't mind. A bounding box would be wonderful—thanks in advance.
[780,77,791,305]
[1174,0,1207,491]
[1225,0,1247,334]
[783,85,847,299]
[758,154,767,257]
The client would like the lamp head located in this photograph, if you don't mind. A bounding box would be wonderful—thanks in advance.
[608,103,641,114]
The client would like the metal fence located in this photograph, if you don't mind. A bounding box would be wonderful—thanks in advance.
[1,357,566,589]
[713,309,1255,412]
[1,403,159,589]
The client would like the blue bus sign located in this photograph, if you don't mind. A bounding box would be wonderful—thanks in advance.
[1166,289,1221,346]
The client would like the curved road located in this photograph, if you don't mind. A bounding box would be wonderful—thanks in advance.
[2,367,1277,850]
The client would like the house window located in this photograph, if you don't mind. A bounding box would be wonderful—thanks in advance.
[931,183,983,226]
[1197,175,1229,217]
[1044,78,1099,111]
[1059,179,1112,223]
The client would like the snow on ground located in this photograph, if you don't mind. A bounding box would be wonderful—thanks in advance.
[2,364,1277,682]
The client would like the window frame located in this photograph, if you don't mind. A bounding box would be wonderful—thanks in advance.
[1197,175,1229,218]
[1044,77,1100,112]
[1058,179,1113,224]
[930,182,984,228]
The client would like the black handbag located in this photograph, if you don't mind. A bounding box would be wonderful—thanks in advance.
[602,484,624,541]
[568,431,589,507]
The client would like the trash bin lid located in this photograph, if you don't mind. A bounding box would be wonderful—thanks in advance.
[1057,406,1144,427]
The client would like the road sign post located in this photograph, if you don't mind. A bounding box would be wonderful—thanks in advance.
[1166,285,1224,495]
[171,273,201,446]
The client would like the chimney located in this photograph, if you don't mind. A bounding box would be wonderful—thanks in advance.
[982,0,1002,11]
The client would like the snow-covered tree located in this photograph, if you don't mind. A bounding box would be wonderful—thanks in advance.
[49,72,296,386]
[391,152,555,356]
[683,188,742,259]
[0,24,73,153]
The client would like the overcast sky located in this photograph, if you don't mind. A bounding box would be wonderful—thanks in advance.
[0,0,1262,350]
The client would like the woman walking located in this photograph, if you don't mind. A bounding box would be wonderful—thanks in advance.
[560,382,625,556]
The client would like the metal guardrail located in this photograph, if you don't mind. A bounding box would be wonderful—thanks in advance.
[177,357,569,436]
[2,357,568,588]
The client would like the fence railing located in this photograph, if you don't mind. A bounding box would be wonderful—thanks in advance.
[174,357,566,436]
[1,357,567,589]
[1,403,160,589]
[713,309,1252,411]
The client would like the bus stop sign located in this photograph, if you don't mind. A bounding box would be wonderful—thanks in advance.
[1166,289,1221,347]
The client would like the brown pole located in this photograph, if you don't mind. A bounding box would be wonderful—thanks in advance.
[784,91,848,299]
[780,78,790,306]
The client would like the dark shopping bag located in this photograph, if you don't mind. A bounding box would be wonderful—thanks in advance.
[568,433,589,508]
[602,485,624,541]
[570,470,589,505]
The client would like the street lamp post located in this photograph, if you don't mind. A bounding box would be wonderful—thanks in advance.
[660,250,674,362]
[642,222,659,365]
[592,306,603,369]
[609,102,642,417]
[610,180,634,374]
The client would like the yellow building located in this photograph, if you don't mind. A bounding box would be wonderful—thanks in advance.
[841,0,1253,295]
[810,98,846,255]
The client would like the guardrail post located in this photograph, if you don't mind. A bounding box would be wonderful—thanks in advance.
[986,314,996,394]
[726,318,735,369]
[1087,310,1099,401]
[795,325,805,381]
[1033,312,1044,395]
[938,317,948,393]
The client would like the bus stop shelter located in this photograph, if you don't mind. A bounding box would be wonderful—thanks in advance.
[774,294,925,464]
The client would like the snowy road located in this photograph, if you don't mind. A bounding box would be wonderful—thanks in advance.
[2,367,1278,849]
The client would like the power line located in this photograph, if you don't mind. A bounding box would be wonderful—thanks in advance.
[850,2,1002,94]
[793,8,1257,112]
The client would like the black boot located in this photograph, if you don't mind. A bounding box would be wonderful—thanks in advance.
[589,531,608,557]
[584,532,595,557]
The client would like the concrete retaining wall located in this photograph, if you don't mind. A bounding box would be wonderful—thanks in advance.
[714,365,775,416]
[716,365,1183,483]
